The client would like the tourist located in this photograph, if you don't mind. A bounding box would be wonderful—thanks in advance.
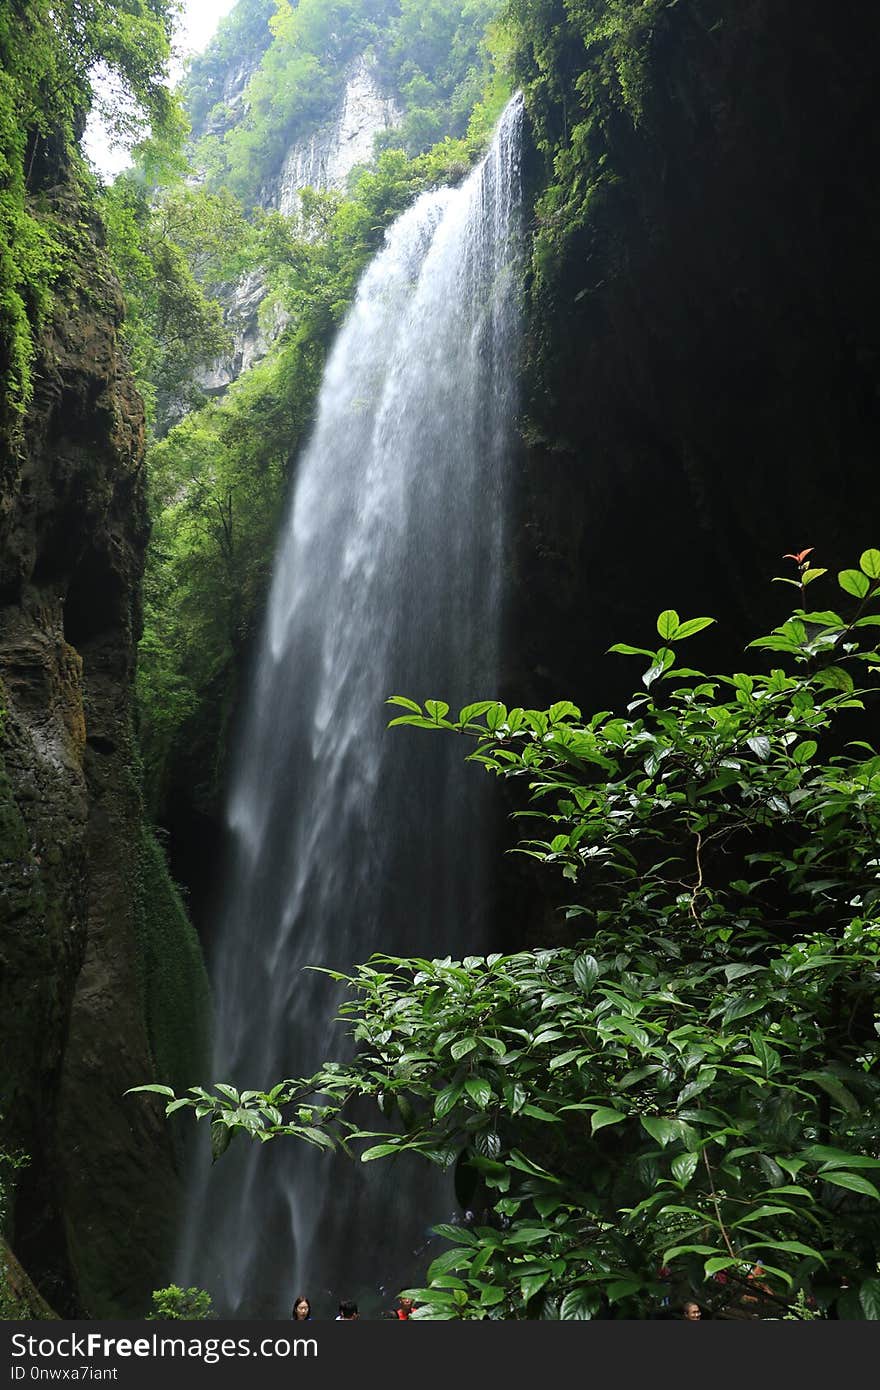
[336,1300,359,1320]
[291,1295,311,1321]
[396,1296,416,1320]
[682,1300,702,1320]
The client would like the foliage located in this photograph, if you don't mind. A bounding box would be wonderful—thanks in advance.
[147,1284,216,1320]
[185,0,506,204]
[136,552,880,1319]
[0,0,180,438]
[501,0,678,303]
[184,0,277,137]
[101,179,248,428]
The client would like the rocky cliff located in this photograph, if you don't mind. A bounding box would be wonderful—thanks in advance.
[0,178,188,1315]
[196,53,401,397]
[274,53,401,216]
[480,0,880,950]
[508,0,880,710]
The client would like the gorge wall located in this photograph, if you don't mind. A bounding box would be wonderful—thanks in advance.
[196,53,402,397]
[0,165,204,1316]
[508,0,880,715]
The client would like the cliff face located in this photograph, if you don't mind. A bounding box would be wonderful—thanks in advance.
[274,53,401,216]
[0,185,177,1316]
[508,0,880,711]
[195,53,401,398]
[488,0,880,949]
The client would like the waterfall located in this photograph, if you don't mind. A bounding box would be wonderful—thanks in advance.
[179,94,524,1317]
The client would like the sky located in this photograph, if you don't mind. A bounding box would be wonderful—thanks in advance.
[83,0,239,178]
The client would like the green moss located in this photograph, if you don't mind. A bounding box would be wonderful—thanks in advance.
[134,826,212,1102]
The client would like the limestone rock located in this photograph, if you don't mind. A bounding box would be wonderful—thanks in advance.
[275,54,401,217]
[195,54,400,398]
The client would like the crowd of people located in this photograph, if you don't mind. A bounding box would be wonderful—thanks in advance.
[290,1292,715,1320]
[291,1294,416,1321]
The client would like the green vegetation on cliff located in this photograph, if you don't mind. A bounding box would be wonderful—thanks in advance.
[186,0,505,204]
[0,0,179,439]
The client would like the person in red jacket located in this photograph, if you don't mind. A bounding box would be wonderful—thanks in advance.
[396,1296,416,1320]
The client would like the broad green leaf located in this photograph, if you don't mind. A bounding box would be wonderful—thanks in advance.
[549,700,581,723]
[704,1257,737,1276]
[802,1146,880,1170]
[211,1122,233,1162]
[386,696,422,713]
[671,1152,699,1185]
[641,1115,679,1147]
[674,616,715,640]
[411,1288,458,1307]
[434,1084,463,1119]
[731,1205,796,1227]
[388,714,447,729]
[657,610,680,640]
[166,1097,195,1116]
[426,1249,470,1281]
[742,1240,825,1263]
[125,1084,176,1098]
[573,953,599,993]
[677,1069,716,1105]
[606,1279,643,1302]
[508,1150,561,1182]
[746,736,771,761]
[757,1154,785,1187]
[464,1077,493,1109]
[451,1036,479,1061]
[791,739,817,764]
[722,995,766,1026]
[549,1049,586,1072]
[458,700,500,724]
[822,1171,880,1199]
[504,1227,548,1246]
[839,568,870,598]
[859,548,880,579]
[802,1071,860,1115]
[559,1289,596,1320]
[296,1127,334,1151]
[591,1107,626,1134]
[662,1244,720,1262]
[859,1277,880,1320]
[432,1224,478,1245]
[521,1273,551,1302]
[521,1104,561,1123]
[361,1143,400,1162]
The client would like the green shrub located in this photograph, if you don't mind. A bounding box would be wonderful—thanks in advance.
[148,1284,215,1320]
[137,550,880,1319]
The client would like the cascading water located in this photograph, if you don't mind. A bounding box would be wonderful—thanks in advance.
[179,94,524,1317]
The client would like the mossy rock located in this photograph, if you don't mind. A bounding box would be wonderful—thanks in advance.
[0,1241,58,1320]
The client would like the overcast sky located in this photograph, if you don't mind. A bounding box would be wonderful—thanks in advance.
[83,0,240,178]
